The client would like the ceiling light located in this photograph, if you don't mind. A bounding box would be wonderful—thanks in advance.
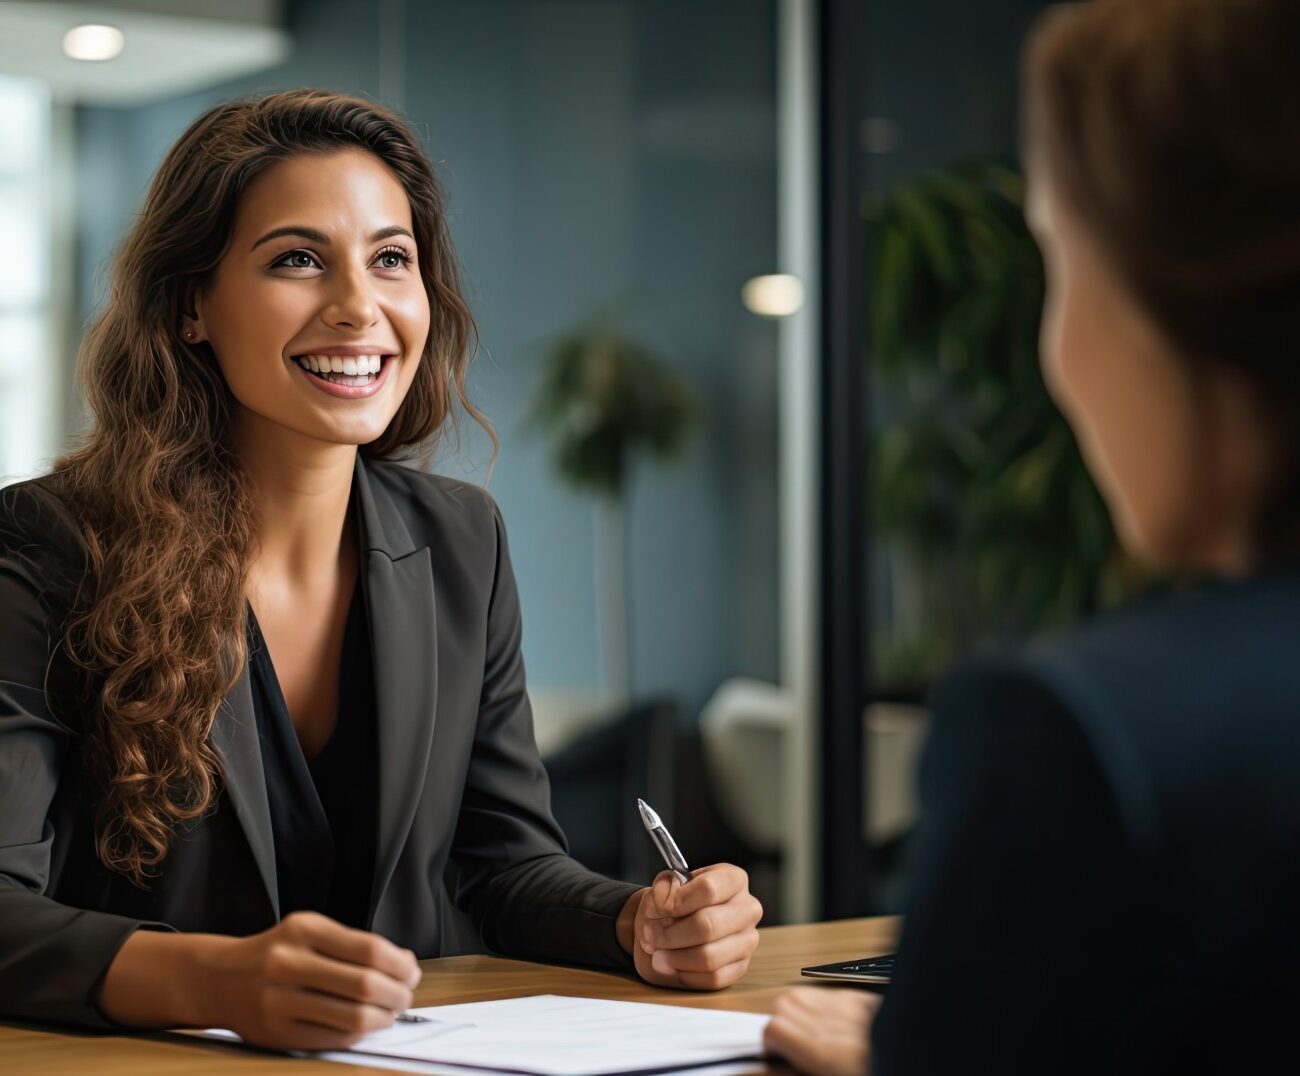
[742,274,804,318]
[62,24,125,62]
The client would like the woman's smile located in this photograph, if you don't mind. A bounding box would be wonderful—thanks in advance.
[290,348,399,399]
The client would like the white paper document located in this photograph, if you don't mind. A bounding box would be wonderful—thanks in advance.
[315,1053,767,1076]
[204,994,770,1075]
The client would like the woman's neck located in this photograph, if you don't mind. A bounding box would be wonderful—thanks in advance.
[234,412,358,587]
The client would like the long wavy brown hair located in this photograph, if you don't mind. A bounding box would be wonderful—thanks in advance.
[51,90,489,884]
[1024,0,1300,556]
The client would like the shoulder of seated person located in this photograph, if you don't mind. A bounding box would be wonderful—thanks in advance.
[935,575,1300,710]
[361,456,503,550]
[0,475,88,568]
[927,579,1300,852]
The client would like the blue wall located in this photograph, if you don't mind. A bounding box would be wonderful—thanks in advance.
[74,0,779,715]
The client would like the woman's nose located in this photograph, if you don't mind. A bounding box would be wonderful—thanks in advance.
[322,265,380,329]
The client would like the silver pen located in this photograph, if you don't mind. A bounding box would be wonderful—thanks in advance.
[637,798,692,884]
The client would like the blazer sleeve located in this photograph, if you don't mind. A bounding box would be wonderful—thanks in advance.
[871,659,1159,1076]
[447,502,640,973]
[0,486,168,1029]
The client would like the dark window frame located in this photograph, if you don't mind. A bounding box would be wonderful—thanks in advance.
[818,0,873,920]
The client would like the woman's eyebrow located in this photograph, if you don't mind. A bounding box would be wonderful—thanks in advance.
[249,224,414,251]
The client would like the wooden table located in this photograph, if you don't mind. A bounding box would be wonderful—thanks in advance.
[0,917,898,1075]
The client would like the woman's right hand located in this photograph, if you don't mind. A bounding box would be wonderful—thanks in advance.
[197,911,422,1049]
[100,911,422,1050]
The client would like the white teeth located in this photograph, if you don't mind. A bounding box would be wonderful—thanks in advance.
[294,354,387,376]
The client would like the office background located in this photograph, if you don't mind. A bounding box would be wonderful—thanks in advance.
[0,0,1080,923]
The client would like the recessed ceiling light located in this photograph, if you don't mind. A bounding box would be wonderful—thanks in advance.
[63,24,125,63]
[742,274,804,318]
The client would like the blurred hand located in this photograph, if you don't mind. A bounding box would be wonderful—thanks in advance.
[763,986,881,1076]
[621,863,762,990]
[198,911,422,1050]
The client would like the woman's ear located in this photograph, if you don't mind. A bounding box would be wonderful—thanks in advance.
[180,288,208,345]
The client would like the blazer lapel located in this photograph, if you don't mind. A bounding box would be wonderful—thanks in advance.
[209,665,280,919]
[207,455,438,926]
[355,457,439,922]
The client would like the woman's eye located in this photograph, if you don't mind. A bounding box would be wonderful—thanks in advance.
[274,250,319,270]
[270,247,411,272]
[375,246,412,270]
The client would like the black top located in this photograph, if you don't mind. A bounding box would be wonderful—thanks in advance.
[247,575,378,929]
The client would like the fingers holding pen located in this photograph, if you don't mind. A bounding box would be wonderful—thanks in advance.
[645,863,749,920]
[641,867,762,949]
[668,864,750,916]
[285,912,422,990]
[199,911,424,1050]
[633,863,763,991]
[644,870,686,922]
[633,803,762,991]
[264,943,415,1013]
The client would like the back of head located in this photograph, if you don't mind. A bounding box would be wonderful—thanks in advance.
[1024,0,1300,554]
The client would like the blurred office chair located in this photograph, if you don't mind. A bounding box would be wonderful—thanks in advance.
[544,698,678,883]
[545,696,778,911]
[699,677,929,915]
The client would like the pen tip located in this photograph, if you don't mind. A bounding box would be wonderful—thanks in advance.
[637,798,661,827]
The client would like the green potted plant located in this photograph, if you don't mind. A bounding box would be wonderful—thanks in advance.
[528,317,696,699]
[866,158,1143,685]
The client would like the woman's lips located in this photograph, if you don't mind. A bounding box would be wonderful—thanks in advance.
[291,354,396,399]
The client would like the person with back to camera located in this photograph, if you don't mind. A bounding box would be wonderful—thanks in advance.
[0,90,762,1048]
[764,1,1300,1073]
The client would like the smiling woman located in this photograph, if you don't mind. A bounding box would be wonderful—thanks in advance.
[0,90,762,1050]
[189,148,430,446]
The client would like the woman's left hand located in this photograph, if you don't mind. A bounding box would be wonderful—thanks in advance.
[763,985,882,1076]
[619,864,762,990]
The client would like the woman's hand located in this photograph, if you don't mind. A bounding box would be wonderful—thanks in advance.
[198,911,422,1049]
[763,986,881,1076]
[100,911,422,1051]
[619,864,762,990]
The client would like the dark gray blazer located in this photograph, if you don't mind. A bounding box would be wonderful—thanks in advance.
[873,573,1300,1075]
[0,456,639,1029]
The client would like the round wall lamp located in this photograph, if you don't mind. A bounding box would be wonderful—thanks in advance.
[741,274,804,318]
[63,24,126,62]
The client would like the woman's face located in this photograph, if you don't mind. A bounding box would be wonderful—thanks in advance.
[187,148,430,450]
[1026,164,1270,572]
